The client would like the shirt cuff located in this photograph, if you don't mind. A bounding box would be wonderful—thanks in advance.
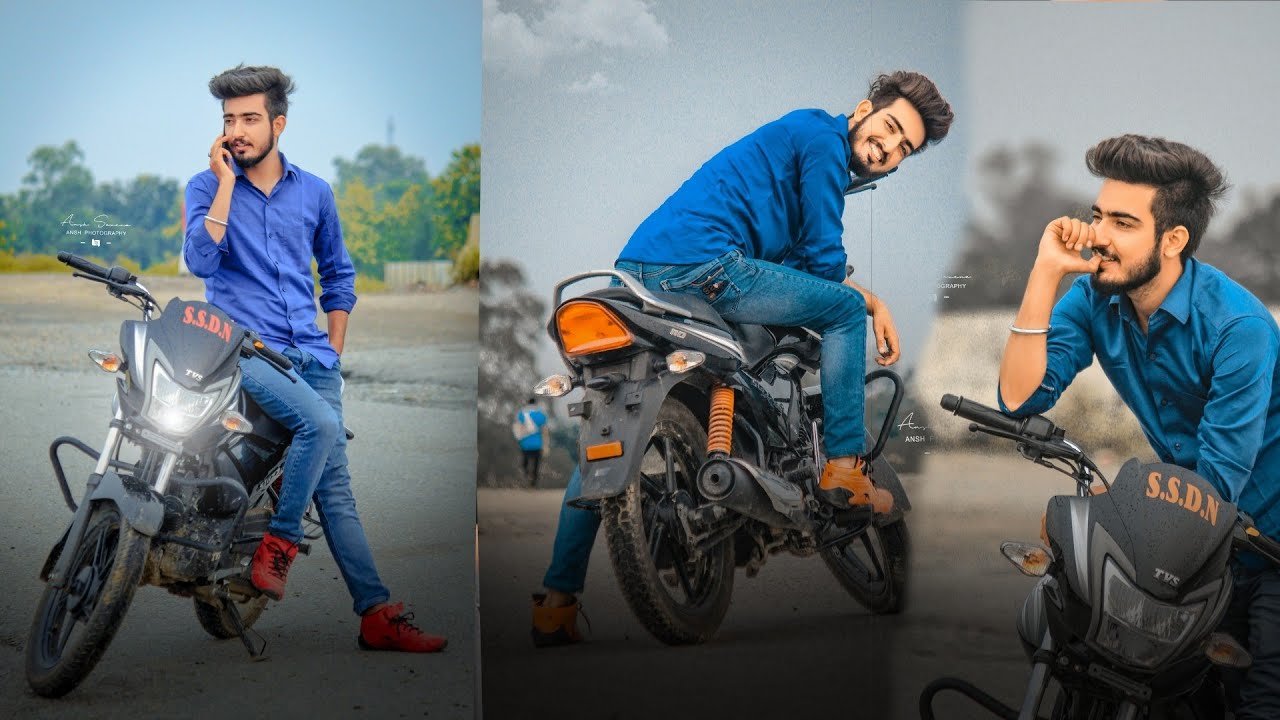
[189,222,229,257]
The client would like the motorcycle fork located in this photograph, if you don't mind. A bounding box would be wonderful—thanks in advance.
[1018,630,1054,720]
[48,409,127,589]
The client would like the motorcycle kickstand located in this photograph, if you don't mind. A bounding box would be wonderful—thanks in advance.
[221,591,269,661]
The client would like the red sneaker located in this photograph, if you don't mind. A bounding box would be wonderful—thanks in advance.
[359,602,448,653]
[250,532,298,601]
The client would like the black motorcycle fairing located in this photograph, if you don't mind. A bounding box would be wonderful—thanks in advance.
[1067,460,1234,603]
[146,298,245,391]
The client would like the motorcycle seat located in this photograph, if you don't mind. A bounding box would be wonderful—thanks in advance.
[583,287,817,367]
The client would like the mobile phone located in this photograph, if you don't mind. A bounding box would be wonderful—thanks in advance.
[221,140,232,162]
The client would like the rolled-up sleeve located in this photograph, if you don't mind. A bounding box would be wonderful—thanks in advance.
[796,132,849,283]
[1195,316,1278,502]
[313,184,356,314]
[999,279,1096,417]
[183,175,228,279]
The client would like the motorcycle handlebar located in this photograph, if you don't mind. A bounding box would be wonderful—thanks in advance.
[940,394,1063,443]
[252,338,294,373]
[58,251,109,279]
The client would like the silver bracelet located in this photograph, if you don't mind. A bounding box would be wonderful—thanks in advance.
[204,214,228,227]
[1009,324,1051,335]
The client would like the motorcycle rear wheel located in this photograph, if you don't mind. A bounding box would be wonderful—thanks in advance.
[821,518,910,614]
[602,397,735,645]
[26,503,151,698]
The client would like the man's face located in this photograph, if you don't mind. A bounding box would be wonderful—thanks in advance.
[222,93,279,169]
[1089,179,1165,296]
[848,97,926,178]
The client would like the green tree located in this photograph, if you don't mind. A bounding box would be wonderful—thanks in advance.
[478,259,547,485]
[334,145,429,203]
[431,144,480,259]
[17,141,97,254]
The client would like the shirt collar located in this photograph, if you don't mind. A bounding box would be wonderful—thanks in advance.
[231,150,299,181]
[1107,257,1196,325]
[836,113,853,170]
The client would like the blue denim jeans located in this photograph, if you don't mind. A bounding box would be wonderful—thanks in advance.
[542,250,871,593]
[542,466,598,594]
[1219,563,1280,719]
[616,249,868,456]
[240,347,391,615]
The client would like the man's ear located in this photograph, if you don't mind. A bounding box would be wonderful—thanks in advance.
[849,99,873,126]
[1161,225,1189,259]
[274,114,287,138]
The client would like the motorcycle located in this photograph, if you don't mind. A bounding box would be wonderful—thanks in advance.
[920,393,1280,720]
[534,174,913,644]
[26,253,328,697]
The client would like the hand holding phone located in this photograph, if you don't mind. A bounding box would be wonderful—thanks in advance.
[209,134,235,182]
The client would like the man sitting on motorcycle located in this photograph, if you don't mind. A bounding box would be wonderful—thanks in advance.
[183,64,445,653]
[533,70,954,645]
[997,134,1280,717]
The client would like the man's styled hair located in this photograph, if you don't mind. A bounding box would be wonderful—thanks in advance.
[1086,135,1229,260]
[865,71,954,153]
[209,64,296,121]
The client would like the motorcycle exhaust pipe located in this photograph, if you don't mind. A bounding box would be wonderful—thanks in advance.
[697,456,808,530]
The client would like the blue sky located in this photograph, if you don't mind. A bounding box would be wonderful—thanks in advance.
[0,0,480,194]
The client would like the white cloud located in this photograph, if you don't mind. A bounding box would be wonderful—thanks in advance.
[566,71,612,94]
[484,0,668,74]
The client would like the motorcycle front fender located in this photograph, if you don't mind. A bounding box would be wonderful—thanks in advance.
[574,370,693,502]
[45,470,165,587]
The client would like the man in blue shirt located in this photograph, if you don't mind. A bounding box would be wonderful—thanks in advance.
[515,398,548,486]
[184,64,444,653]
[998,134,1280,716]
[533,71,954,645]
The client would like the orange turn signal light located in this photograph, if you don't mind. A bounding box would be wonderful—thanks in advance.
[557,301,633,357]
[1000,541,1052,577]
[585,441,623,461]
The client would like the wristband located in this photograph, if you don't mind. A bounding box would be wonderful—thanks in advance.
[204,215,228,227]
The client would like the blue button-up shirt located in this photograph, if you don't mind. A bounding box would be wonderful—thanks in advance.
[618,109,853,283]
[1000,259,1280,537]
[182,152,355,369]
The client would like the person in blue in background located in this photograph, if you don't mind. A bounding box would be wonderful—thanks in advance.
[531,70,954,647]
[515,397,548,486]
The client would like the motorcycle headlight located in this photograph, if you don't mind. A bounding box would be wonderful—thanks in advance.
[147,364,220,435]
[1093,558,1204,669]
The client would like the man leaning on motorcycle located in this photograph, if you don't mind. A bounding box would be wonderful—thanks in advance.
[183,64,445,653]
[997,134,1280,716]
[532,70,955,645]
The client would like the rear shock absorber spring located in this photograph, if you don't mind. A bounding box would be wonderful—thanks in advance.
[707,385,735,456]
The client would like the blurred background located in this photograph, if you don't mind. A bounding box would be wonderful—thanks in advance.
[0,0,481,288]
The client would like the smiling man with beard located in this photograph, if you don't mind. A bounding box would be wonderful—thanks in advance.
[183,64,446,653]
[532,71,954,645]
[998,135,1280,716]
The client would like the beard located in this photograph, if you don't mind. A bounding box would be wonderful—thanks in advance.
[233,131,276,170]
[847,115,873,178]
[1090,241,1163,296]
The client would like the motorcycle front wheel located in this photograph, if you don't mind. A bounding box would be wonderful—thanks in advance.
[26,502,151,697]
[821,517,910,614]
[602,397,735,645]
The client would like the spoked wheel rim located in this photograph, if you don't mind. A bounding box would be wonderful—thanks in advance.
[32,512,121,670]
[637,430,718,608]
[826,525,892,597]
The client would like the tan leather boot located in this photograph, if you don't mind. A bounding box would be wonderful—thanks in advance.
[818,460,894,514]
[531,593,585,648]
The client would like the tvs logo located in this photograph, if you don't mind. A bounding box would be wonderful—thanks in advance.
[1154,568,1182,588]
[183,306,233,343]
[1145,470,1220,526]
